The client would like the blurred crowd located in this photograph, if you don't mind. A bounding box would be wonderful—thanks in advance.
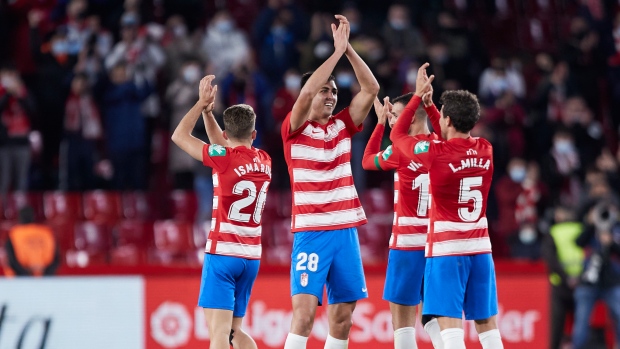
[1,0,620,261]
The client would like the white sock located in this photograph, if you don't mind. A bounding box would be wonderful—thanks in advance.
[394,327,417,349]
[478,329,504,349]
[324,334,348,349]
[440,328,466,349]
[284,333,308,349]
[424,318,444,349]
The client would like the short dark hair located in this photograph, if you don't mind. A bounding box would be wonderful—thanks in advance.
[391,92,413,105]
[392,92,427,123]
[300,71,336,89]
[223,104,256,140]
[439,90,480,133]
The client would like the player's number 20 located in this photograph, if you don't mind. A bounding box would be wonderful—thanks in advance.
[229,180,270,224]
[296,252,319,272]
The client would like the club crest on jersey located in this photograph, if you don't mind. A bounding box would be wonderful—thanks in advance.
[208,144,226,157]
[300,272,308,287]
[414,141,430,154]
[382,146,393,160]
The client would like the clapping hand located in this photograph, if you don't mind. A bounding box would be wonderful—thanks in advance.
[331,15,350,55]
[199,75,217,113]
[373,97,392,126]
[415,63,435,98]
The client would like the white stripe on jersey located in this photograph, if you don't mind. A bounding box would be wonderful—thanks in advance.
[291,138,351,162]
[394,190,399,204]
[294,185,357,206]
[210,218,216,230]
[397,217,430,227]
[206,240,262,259]
[212,196,218,210]
[293,163,352,183]
[433,217,488,233]
[427,237,492,256]
[390,233,427,248]
[294,207,366,229]
[301,119,346,142]
[219,222,262,237]
[212,173,219,187]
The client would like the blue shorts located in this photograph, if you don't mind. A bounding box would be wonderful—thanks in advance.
[197,253,260,317]
[383,249,426,306]
[290,228,367,306]
[423,253,498,320]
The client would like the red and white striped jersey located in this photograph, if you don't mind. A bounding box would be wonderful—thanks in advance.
[202,143,272,259]
[365,128,440,250]
[391,95,494,257]
[282,108,367,232]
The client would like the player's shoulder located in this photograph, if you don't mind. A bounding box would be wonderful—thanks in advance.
[253,147,272,161]
[472,137,493,151]
[206,143,229,158]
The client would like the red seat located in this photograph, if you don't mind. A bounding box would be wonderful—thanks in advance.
[517,17,555,51]
[110,220,152,265]
[0,220,15,246]
[3,192,43,221]
[122,191,160,220]
[46,220,75,254]
[83,191,121,226]
[149,220,194,265]
[169,190,198,223]
[66,221,111,266]
[43,192,82,223]
[360,188,394,214]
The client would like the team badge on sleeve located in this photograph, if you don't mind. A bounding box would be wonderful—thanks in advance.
[414,141,430,154]
[300,273,308,287]
[208,144,226,157]
[382,145,393,160]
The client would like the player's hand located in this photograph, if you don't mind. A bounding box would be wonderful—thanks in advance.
[415,62,435,97]
[199,75,217,112]
[373,97,390,126]
[331,15,349,55]
[422,85,434,107]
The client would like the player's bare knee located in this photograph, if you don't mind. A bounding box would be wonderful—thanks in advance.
[291,311,315,336]
[329,315,353,337]
[474,316,498,333]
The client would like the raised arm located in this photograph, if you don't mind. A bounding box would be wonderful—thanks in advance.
[363,97,397,171]
[421,84,443,140]
[345,42,380,126]
[171,76,217,162]
[390,63,434,154]
[289,15,349,132]
[199,76,228,146]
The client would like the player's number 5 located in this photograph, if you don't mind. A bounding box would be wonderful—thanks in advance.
[296,252,319,272]
[229,180,270,224]
[458,176,483,222]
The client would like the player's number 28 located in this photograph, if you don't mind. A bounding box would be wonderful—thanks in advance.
[296,253,319,272]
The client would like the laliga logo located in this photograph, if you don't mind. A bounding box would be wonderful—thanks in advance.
[151,302,192,348]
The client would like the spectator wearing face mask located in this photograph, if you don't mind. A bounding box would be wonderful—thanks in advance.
[494,157,528,257]
[162,15,202,82]
[201,11,250,82]
[479,56,526,106]
[542,129,583,206]
[381,4,426,62]
[165,60,202,189]
[508,223,541,260]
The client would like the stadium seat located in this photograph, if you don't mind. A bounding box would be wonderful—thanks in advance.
[149,220,194,265]
[277,190,292,217]
[122,191,160,220]
[169,190,198,223]
[83,191,122,226]
[3,192,43,221]
[46,220,75,255]
[517,17,555,51]
[360,188,394,214]
[110,220,152,265]
[43,191,82,223]
[66,221,111,266]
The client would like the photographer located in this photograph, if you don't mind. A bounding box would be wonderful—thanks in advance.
[572,201,620,349]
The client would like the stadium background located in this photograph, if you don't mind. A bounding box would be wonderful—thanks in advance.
[0,0,619,348]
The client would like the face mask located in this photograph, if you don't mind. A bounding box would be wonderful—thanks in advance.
[51,40,69,55]
[336,73,354,88]
[509,166,526,183]
[182,66,200,83]
[407,70,417,85]
[215,20,233,33]
[285,75,301,90]
[271,25,287,37]
[314,41,332,59]
[554,140,574,154]
[173,25,187,37]
[519,228,537,244]
[390,19,406,30]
